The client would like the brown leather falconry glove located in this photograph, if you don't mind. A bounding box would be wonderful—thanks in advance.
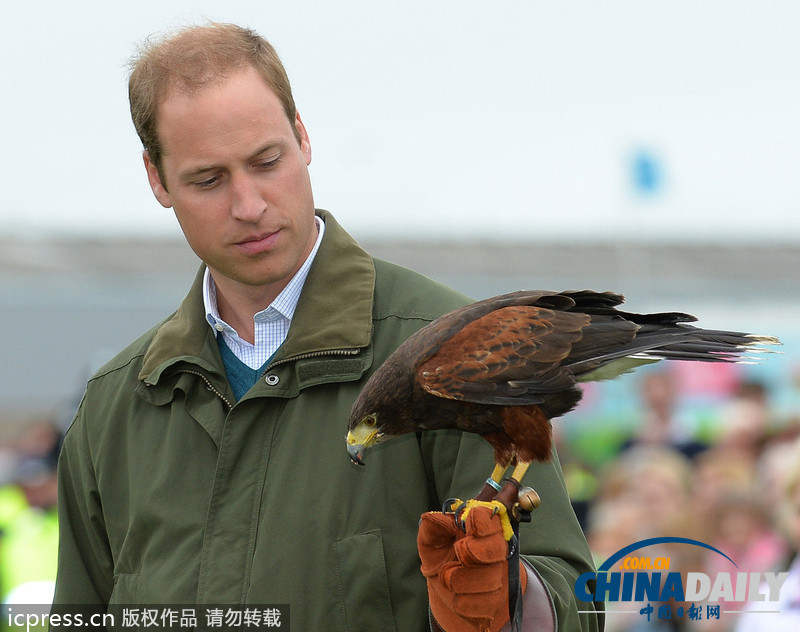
[418,500,528,632]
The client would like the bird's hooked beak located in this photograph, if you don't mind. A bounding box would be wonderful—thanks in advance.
[346,415,381,466]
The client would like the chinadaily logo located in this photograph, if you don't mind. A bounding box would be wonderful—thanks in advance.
[575,537,789,624]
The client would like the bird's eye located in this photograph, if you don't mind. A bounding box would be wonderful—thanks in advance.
[364,415,377,427]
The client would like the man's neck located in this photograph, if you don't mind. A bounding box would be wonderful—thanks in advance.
[212,277,284,345]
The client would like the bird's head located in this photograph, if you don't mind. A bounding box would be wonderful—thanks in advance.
[346,413,387,466]
[346,350,416,465]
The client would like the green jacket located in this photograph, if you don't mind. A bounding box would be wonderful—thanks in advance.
[55,211,601,631]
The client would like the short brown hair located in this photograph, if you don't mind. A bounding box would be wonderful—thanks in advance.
[128,22,298,179]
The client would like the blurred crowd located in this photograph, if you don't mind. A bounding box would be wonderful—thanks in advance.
[559,369,800,631]
[0,419,60,606]
[0,364,798,631]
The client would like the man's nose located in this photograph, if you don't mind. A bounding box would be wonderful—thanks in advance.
[230,173,267,221]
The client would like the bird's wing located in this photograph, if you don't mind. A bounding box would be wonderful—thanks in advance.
[417,306,591,405]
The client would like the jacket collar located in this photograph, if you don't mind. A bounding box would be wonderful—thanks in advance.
[139,210,376,384]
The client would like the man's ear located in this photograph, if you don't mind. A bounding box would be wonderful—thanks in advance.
[295,113,312,166]
[143,151,173,208]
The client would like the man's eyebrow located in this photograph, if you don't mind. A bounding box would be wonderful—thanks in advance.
[249,141,283,159]
[180,164,218,181]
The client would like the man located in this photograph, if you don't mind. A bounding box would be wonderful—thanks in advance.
[54,23,602,631]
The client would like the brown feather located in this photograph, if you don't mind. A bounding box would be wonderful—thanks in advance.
[418,306,589,405]
[482,406,553,466]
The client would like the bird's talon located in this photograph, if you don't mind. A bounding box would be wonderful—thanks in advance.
[443,498,466,515]
[457,499,515,541]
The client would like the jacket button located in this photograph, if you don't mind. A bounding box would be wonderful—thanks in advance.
[265,374,280,386]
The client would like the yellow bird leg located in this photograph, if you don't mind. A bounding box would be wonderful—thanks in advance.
[490,463,507,484]
[509,462,530,484]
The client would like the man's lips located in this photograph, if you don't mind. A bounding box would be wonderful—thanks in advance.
[235,230,281,255]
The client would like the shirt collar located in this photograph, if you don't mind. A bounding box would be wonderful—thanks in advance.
[203,215,325,335]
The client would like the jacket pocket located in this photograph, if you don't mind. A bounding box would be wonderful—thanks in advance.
[334,531,398,632]
[109,573,140,604]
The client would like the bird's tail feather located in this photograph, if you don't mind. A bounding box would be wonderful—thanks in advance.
[571,325,780,381]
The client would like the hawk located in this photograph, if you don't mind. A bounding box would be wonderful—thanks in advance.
[346,289,777,487]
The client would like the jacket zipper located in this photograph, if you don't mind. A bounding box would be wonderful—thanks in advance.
[177,368,234,410]
[266,347,361,371]
[174,348,362,409]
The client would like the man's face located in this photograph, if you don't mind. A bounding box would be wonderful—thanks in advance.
[144,66,316,304]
